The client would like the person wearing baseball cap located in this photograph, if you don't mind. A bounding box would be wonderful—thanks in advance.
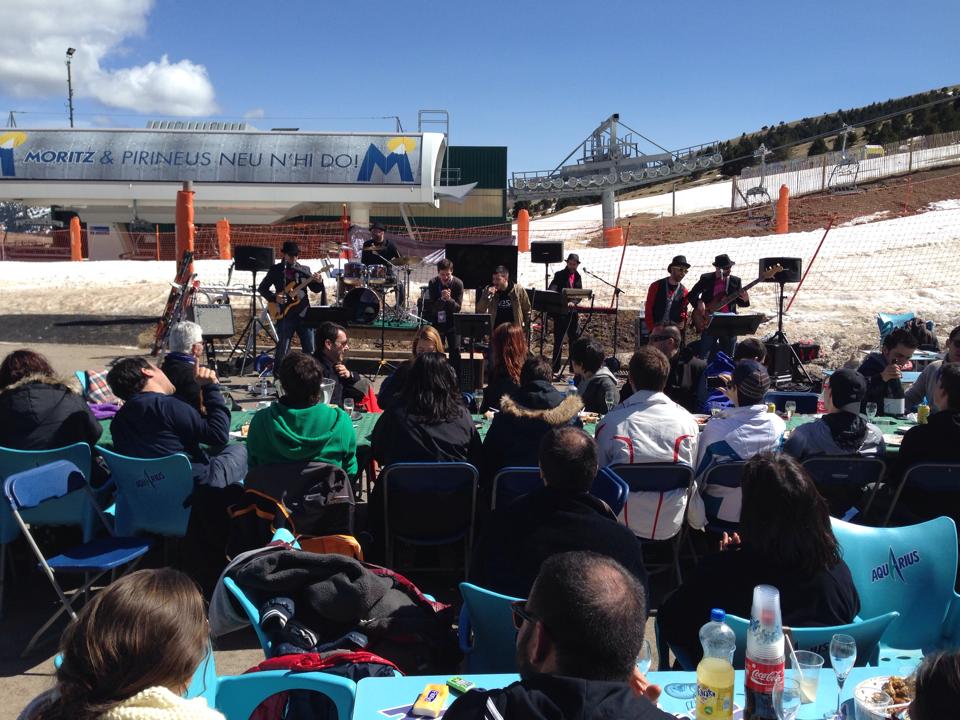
[687,253,750,360]
[687,359,785,530]
[644,255,691,336]
[258,240,326,364]
[547,252,584,376]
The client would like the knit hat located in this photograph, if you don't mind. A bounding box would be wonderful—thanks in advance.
[827,368,867,413]
[732,359,770,405]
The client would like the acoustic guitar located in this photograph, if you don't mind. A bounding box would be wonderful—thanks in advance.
[267,272,322,322]
[691,263,783,332]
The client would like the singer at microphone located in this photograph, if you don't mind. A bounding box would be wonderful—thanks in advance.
[476,265,531,333]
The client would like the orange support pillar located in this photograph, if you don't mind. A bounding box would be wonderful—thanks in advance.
[175,182,195,272]
[603,226,624,247]
[776,184,789,234]
[216,217,232,259]
[517,209,530,252]
[69,216,82,261]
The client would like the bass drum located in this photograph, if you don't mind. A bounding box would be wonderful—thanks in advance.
[342,287,381,324]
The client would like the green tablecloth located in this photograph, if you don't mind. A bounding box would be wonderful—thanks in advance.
[786,413,916,455]
[98,409,256,449]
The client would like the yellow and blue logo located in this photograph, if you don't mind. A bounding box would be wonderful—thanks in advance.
[0,131,28,177]
[357,136,416,182]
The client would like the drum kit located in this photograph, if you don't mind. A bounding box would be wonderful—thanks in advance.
[336,255,425,325]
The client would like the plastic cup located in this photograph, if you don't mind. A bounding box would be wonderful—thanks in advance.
[790,650,824,703]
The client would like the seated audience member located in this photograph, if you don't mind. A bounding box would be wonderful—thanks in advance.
[857,328,919,412]
[784,369,884,460]
[246,351,357,475]
[0,349,101,451]
[642,322,705,413]
[482,356,582,484]
[160,321,205,412]
[445,551,672,720]
[892,362,960,522]
[906,324,960,413]
[659,453,860,669]
[371,352,482,468]
[18,568,222,720]
[595,346,699,540]
[472,427,647,598]
[481,322,528,412]
[688,360,785,530]
[570,336,619,415]
[377,325,445,411]
[313,322,371,408]
[910,651,960,720]
[699,337,766,413]
[106,357,246,488]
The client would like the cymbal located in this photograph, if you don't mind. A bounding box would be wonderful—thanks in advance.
[395,256,423,266]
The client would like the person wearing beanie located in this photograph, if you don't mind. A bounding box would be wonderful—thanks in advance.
[258,240,326,365]
[687,359,785,529]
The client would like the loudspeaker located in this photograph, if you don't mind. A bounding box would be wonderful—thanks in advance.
[189,304,236,338]
[235,245,275,272]
[760,257,802,283]
[764,340,793,379]
[530,241,564,264]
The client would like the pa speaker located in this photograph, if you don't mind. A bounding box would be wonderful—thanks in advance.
[189,304,236,339]
[530,241,564,264]
[235,245,275,272]
[760,257,802,283]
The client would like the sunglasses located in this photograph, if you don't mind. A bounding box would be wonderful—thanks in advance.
[511,600,537,630]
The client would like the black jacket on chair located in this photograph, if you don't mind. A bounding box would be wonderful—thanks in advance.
[0,374,102,451]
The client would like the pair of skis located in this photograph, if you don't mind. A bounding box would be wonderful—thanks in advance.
[151,250,197,356]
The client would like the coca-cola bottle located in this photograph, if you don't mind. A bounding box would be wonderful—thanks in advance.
[744,585,785,720]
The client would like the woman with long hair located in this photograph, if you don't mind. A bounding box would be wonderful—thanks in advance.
[377,326,446,411]
[658,453,860,669]
[481,322,529,412]
[19,568,221,720]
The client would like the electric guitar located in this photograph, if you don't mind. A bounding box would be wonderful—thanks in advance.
[267,272,322,322]
[691,263,782,332]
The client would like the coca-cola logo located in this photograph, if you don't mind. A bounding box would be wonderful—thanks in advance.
[748,667,783,685]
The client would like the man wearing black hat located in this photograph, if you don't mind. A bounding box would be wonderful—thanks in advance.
[548,253,583,375]
[362,222,404,305]
[644,255,691,336]
[687,253,750,360]
[258,241,326,364]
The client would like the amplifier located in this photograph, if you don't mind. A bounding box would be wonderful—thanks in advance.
[190,304,236,338]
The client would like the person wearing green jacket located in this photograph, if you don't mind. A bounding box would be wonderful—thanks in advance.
[246,351,358,477]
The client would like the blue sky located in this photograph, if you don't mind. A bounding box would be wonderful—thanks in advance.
[0,0,956,174]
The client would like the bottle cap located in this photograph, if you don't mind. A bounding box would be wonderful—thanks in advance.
[711,608,726,622]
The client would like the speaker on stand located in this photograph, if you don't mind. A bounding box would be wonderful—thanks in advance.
[227,245,277,376]
[759,257,811,388]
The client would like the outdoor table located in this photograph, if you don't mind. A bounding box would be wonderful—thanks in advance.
[352,666,890,720]
[97,408,256,449]
[786,413,917,456]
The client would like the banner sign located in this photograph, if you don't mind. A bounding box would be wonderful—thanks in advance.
[0,130,422,185]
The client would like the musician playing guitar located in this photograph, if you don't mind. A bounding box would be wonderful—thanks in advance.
[687,253,750,360]
[258,240,326,364]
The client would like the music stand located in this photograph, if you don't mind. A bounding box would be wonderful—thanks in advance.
[454,313,491,391]
[703,313,764,337]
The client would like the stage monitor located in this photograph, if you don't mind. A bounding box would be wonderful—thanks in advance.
[444,244,518,289]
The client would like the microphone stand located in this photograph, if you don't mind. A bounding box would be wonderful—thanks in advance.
[581,266,624,370]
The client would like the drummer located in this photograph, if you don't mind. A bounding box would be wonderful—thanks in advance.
[362,222,404,305]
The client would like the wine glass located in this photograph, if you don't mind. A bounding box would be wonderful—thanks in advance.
[635,638,653,675]
[784,400,797,420]
[342,397,355,418]
[827,633,856,720]
[865,402,878,420]
[773,677,802,720]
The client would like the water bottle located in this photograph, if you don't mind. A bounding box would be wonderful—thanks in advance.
[696,609,736,720]
[567,379,578,397]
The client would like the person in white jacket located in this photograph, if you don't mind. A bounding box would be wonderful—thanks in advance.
[687,359,785,530]
[596,346,699,540]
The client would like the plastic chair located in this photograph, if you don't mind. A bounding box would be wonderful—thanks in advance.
[801,456,886,522]
[831,516,960,665]
[491,467,541,510]
[700,461,748,534]
[458,581,522,673]
[4,461,152,655]
[214,670,356,720]
[591,466,629,516]
[884,462,960,527]
[764,391,820,414]
[98,447,194,537]
[723,612,900,669]
[382,462,478,577]
[877,312,932,341]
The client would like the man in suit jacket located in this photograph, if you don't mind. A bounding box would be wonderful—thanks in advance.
[548,253,583,375]
[687,253,749,360]
[258,241,325,365]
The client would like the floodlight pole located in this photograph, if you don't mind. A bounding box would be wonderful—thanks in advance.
[65,48,76,128]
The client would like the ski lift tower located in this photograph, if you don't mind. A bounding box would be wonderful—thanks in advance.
[510,113,723,235]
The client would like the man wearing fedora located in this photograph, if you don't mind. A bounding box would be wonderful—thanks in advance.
[644,255,691,336]
[687,253,750,360]
[258,240,326,365]
[548,253,584,375]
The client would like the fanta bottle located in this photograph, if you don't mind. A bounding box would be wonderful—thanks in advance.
[696,608,735,720]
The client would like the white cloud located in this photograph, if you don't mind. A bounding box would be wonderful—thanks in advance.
[243,107,266,119]
[0,0,217,116]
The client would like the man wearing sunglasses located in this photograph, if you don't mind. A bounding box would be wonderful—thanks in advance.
[445,551,672,720]
[644,255,691,335]
[905,325,960,414]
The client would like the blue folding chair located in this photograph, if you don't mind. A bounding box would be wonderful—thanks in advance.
[459,582,522,673]
[591,466,629,516]
[491,467,541,510]
[884,462,960,527]
[98,447,194,537]
[877,312,932,341]
[764,391,820,414]
[831,516,960,666]
[214,670,356,720]
[700,461,747,535]
[801,456,886,522]
[4,461,152,655]
[723,612,900,669]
